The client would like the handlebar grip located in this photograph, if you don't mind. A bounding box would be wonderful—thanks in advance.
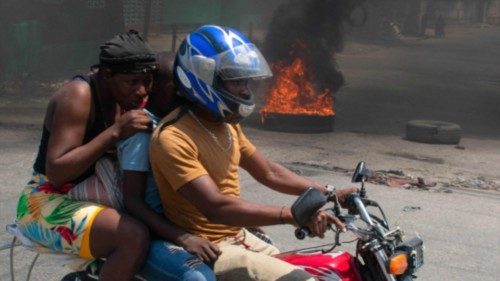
[295,227,310,240]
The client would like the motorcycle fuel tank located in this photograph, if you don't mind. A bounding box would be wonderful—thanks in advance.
[278,250,363,281]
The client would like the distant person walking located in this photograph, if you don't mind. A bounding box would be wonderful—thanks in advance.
[435,15,446,38]
[420,14,428,37]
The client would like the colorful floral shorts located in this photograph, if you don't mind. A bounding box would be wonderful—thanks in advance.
[16,173,105,259]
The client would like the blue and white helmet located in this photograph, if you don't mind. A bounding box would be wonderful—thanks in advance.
[174,25,272,123]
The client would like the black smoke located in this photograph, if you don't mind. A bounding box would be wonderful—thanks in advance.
[263,0,366,94]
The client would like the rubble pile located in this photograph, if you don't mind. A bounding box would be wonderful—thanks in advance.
[367,170,436,190]
[444,177,499,191]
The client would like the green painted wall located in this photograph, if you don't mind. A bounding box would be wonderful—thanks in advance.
[158,0,264,29]
[161,0,223,25]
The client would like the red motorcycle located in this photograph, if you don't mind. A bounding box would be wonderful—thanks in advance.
[277,161,424,281]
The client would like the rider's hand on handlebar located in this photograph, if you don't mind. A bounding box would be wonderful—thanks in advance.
[334,187,360,208]
[306,210,346,238]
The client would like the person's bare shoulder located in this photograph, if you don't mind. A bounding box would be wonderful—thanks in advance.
[46,79,93,127]
[52,79,91,103]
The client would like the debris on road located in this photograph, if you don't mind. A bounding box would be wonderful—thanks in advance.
[443,177,499,191]
[289,161,351,174]
[367,170,436,190]
[286,161,498,193]
[402,206,422,212]
[286,162,438,190]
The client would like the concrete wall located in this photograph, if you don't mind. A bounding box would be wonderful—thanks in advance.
[433,0,500,24]
[486,0,500,24]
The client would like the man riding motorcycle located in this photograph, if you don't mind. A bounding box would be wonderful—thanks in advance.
[149,25,357,281]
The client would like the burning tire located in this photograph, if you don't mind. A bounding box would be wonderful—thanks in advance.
[406,120,462,144]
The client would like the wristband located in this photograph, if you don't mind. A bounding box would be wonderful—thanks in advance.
[279,206,286,224]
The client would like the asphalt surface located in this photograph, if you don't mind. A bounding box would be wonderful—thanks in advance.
[334,25,500,139]
[2,127,500,281]
[2,160,499,281]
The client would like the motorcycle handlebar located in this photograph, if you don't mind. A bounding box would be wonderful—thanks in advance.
[294,209,337,240]
[351,194,375,226]
[294,195,378,240]
[295,227,310,240]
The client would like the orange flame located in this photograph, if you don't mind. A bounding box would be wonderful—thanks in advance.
[260,52,334,120]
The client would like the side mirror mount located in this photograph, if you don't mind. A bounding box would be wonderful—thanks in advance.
[352,161,370,198]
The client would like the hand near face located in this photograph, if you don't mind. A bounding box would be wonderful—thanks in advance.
[113,110,151,140]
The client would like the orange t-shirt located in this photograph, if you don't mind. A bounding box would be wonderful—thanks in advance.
[150,108,256,242]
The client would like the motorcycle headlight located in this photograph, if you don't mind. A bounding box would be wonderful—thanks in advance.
[389,252,408,275]
[393,237,424,275]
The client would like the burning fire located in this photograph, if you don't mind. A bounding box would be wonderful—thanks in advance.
[260,45,334,120]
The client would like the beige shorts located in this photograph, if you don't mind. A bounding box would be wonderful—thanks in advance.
[214,228,314,281]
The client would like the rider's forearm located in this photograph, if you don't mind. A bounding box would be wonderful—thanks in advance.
[46,126,119,186]
[203,196,296,227]
[258,161,326,195]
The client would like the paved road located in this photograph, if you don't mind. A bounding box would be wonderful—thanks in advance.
[335,25,500,139]
[2,128,500,280]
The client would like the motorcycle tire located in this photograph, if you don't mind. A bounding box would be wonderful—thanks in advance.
[406,120,461,144]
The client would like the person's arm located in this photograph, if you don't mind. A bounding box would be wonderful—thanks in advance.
[178,175,344,236]
[178,175,295,226]
[240,149,326,195]
[240,149,358,206]
[45,81,151,186]
[122,171,220,262]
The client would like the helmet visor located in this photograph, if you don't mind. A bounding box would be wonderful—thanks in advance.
[215,43,272,80]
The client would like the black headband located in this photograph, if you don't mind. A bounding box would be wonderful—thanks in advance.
[102,61,158,74]
[97,30,157,74]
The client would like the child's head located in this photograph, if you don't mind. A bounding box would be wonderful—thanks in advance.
[147,51,179,117]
